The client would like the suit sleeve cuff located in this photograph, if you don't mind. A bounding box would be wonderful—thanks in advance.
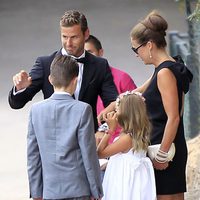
[13,86,26,95]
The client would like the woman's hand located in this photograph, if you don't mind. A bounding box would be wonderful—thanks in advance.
[152,159,169,170]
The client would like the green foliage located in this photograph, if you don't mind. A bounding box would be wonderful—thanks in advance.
[188,1,200,21]
[175,0,200,21]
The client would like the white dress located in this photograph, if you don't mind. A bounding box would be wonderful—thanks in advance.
[102,148,156,200]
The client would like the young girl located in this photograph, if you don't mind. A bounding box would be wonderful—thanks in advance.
[97,91,156,200]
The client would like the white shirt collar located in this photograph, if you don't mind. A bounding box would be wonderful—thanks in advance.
[61,48,86,59]
[61,48,85,100]
[54,91,72,96]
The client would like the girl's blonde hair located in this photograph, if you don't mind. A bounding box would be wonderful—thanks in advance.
[117,92,151,151]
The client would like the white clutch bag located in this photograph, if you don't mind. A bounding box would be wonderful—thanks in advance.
[99,159,108,167]
[147,143,176,161]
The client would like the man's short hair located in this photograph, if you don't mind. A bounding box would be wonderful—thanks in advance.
[50,55,79,88]
[85,35,102,51]
[60,10,88,33]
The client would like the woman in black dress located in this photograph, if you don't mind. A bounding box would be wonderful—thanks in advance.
[98,10,193,200]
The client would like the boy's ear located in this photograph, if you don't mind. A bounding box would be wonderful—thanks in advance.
[48,75,53,85]
[73,77,78,85]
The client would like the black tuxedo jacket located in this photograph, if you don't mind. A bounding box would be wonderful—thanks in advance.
[8,50,118,129]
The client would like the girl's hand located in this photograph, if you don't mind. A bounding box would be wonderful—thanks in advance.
[106,111,118,132]
[97,102,116,124]
[98,110,108,124]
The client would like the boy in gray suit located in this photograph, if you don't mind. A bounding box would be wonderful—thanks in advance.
[27,55,103,200]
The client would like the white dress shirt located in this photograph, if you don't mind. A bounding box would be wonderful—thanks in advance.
[62,48,85,100]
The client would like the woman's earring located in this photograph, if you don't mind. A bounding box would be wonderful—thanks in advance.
[149,50,152,58]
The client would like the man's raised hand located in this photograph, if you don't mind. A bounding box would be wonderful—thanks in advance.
[13,70,32,91]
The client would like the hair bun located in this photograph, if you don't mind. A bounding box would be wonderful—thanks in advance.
[142,10,168,35]
[130,10,168,48]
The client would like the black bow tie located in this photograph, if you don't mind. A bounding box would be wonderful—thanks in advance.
[75,57,86,64]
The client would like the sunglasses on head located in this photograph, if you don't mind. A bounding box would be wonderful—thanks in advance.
[131,42,147,54]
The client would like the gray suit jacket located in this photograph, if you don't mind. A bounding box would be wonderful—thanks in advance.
[27,93,103,199]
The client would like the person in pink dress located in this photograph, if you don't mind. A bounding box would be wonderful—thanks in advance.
[85,35,137,143]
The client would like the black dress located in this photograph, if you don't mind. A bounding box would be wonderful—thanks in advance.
[143,59,193,195]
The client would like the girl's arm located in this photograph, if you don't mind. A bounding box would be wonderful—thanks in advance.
[97,111,132,158]
[95,131,105,147]
[97,132,132,159]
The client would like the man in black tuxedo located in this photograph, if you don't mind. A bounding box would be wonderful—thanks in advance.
[8,10,118,130]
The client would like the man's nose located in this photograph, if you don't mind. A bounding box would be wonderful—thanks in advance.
[66,38,72,46]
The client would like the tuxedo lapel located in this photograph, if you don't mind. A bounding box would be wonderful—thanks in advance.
[54,50,95,100]
[78,52,95,100]
[56,49,62,56]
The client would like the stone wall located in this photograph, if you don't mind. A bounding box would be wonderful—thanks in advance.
[185,134,200,199]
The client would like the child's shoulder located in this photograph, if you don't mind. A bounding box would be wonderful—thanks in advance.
[74,100,91,109]
[118,132,132,144]
[72,100,92,113]
[119,132,132,139]
[114,133,132,153]
[31,98,50,108]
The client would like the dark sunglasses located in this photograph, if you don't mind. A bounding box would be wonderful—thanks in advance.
[131,42,147,54]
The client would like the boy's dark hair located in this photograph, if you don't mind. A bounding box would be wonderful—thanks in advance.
[50,55,79,88]
[85,35,102,51]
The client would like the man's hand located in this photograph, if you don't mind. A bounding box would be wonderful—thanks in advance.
[13,70,32,91]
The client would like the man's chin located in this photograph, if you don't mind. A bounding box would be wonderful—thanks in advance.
[66,50,74,56]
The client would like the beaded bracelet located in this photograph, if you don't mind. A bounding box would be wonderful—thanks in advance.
[105,129,113,135]
[155,149,169,163]
[98,122,109,132]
